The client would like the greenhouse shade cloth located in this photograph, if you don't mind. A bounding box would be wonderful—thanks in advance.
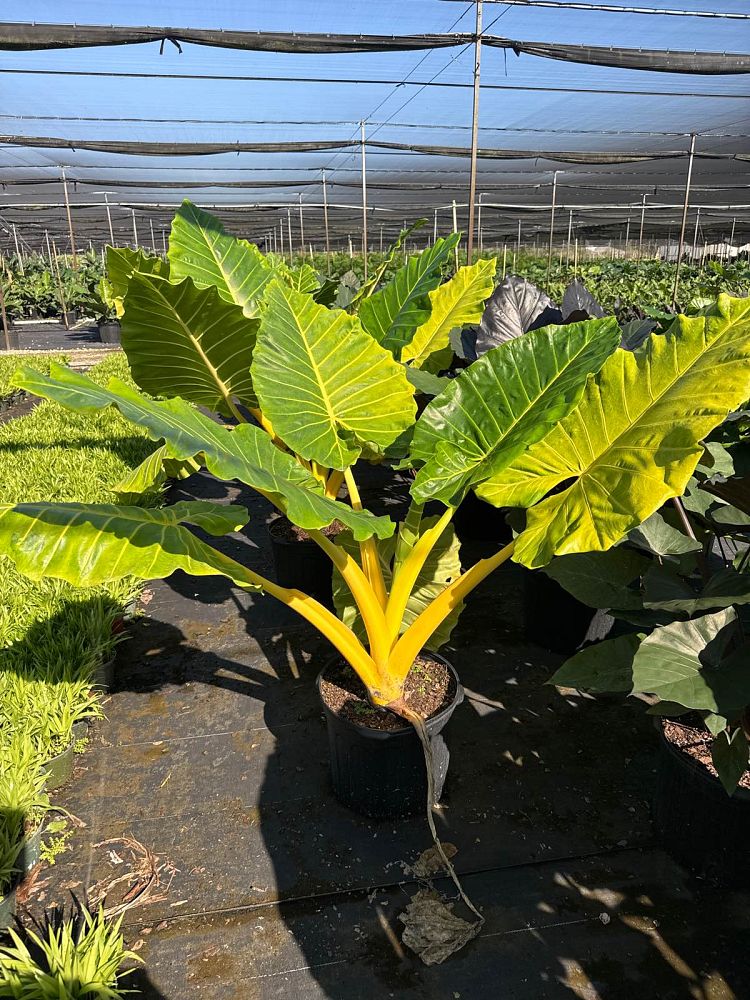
[0,23,748,74]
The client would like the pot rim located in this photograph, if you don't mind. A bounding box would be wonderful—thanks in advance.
[657,718,750,803]
[316,650,463,739]
[44,738,75,765]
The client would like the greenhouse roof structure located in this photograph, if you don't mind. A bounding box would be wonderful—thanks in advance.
[0,0,748,253]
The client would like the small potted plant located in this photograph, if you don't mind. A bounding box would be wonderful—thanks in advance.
[81,278,121,344]
[0,204,748,843]
[0,899,140,995]
[0,737,51,931]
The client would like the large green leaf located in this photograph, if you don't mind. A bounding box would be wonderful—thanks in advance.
[333,515,463,649]
[168,200,274,318]
[480,295,750,568]
[106,246,170,301]
[359,235,461,356]
[628,511,702,558]
[630,608,749,714]
[543,547,648,611]
[0,501,258,589]
[401,258,497,371]
[253,281,415,470]
[643,565,750,616]
[12,365,394,541]
[411,318,620,506]
[122,273,258,414]
[549,633,642,692]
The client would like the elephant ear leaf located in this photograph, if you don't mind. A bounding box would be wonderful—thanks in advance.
[106,246,169,301]
[0,501,257,589]
[410,317,620,506]
[474,275,562,356]
[121,272,258,415]
[401,257,497,371]
[253,280,415,470]
[712,728,749,795]
[168,200,275,318]
[359,234,460,356]
[479,295,750,568]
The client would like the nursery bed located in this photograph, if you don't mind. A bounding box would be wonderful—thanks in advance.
[25,465,750,999]
[3,320,101,351]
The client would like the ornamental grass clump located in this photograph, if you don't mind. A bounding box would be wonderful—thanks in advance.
[0,201,747,721]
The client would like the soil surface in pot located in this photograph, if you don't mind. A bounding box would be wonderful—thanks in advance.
[664,719,750,790]
[320,655,455,731]
[269,517,344,544]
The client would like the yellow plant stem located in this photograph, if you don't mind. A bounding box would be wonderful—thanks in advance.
[343,467,388,610]
[385,505,454,649]
[308,528,391,674]
[325,470,345,499]
[379,538,517,706]
[248,406,276,439]
[227,558,379,691]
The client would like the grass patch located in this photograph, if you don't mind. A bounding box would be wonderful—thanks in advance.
[0,352,161,892]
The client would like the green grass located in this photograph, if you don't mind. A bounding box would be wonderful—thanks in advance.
[0,352,160,883]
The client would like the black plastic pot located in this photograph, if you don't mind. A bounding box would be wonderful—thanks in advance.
[653,722,750,886]
[93,656,115,691]
[43,740,74,791]
[268,517,333,607]
[452,491,512,544]
[522,569,614,655]
[62,310,77,328]
[98,321,121,344]
[0,887,15,931]
[317,654,464,819]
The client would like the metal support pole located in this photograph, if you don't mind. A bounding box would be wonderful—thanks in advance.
[566,209,573,266]
[104,192,114,245]
[478,193,484,254]
[692,206,701,260]
[149,219,156,252]
[638,193,647,257]
[322,170,331,274]
[502,243,507,278]
[433,209,438,245]
[287,210,293,265]
[546,170,558,291]
[298,194,305,255]
[517,218,522,257]
[348,235,354,259]
[730,216,736,251]
[360,121,368,283]
[44,230,53,266]
[671,133,696,310]
[452,200,460,270]
[279,218,284,259]
[624,215,631,255]
[162,229,167,255]
[61,168,78,268]
[574,237,579,278]
[379,226,384,253]
[466,0,483,263]
[132,210,139,248]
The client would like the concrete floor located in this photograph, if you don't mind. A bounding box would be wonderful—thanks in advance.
[26,468,750,999]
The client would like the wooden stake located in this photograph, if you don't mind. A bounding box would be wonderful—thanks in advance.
[51,242,70,330]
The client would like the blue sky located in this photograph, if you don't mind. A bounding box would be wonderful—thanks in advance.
[0,1,748,245]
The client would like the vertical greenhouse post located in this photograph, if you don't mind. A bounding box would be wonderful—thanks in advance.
[466,0,483,264]
[287,210,293,265]
[638,194,647,257]
[361,120,368,283]
[132,210,139,248]
[0,280,11,353]
[671,133,696,310]
[298,194,305,255]
[61,168,78,268]
[12,226,23,275]
[546,170,558,291]
[51,242,69,330]
[452,201,459,269]
[322,169,331,274]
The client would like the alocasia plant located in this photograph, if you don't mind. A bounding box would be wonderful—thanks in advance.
[1,201,749,720]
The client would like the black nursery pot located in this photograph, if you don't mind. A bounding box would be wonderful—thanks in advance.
[317,654,464,820]
[452,491,512,544]
[522,569,613,655]
[653,722,750,886]
[98,321,121,344]
[268,517,334,607]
